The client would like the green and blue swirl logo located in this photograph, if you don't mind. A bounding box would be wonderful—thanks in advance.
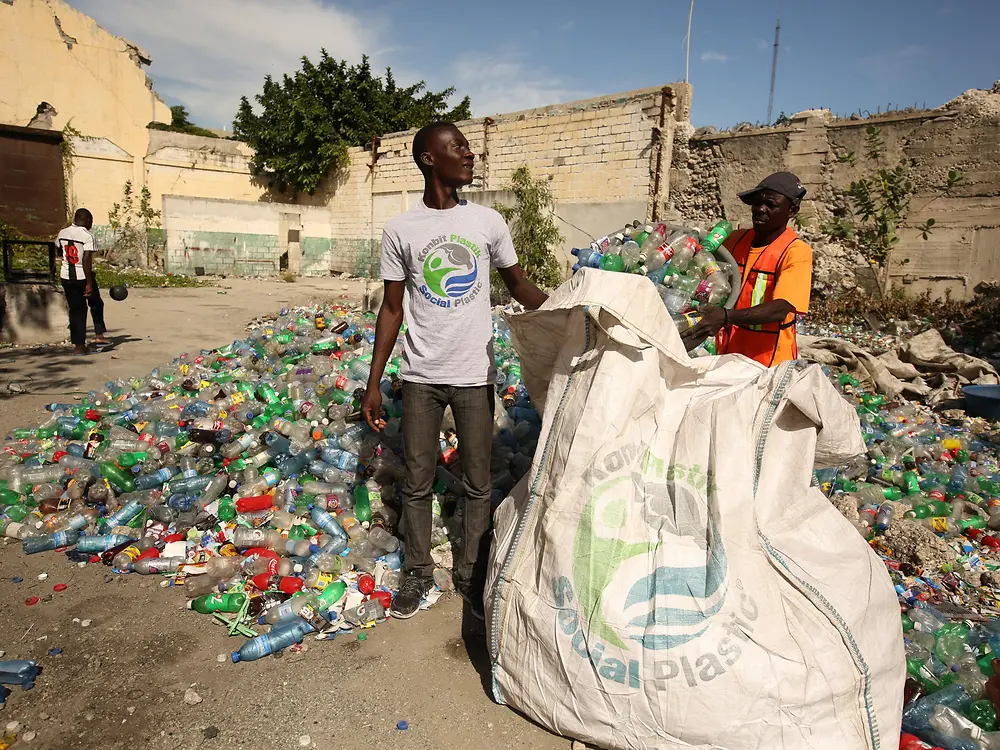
[422,243,478,299]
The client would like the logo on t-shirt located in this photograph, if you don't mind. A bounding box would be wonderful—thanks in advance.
[64,241,80,265]
[416,235,484,308]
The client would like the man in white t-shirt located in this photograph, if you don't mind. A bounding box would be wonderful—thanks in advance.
[56,208,107,354]
[362,122,549,620]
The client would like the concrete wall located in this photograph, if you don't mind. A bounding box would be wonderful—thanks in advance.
[0,0,271,239]
[163,196,357,278]
[670,84,1000,299]
[160,84,689,279]
[301,83,688,279]
[0,0,171,211]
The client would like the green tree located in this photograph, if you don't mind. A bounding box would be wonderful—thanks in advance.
[148,105,219,138]
[492,166,563,302]
[233,53,471,196]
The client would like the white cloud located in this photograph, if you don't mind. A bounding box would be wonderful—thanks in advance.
[700,51,729,63]
[66,0,383,128]
[64,1,589,128]
[454,53,593,117]
[755,37,769,51]
[559,19,576,32]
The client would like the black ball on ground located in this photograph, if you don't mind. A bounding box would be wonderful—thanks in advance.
[109,285,128,301]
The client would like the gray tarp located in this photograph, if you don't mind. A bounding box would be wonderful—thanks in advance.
[798,328,998,405]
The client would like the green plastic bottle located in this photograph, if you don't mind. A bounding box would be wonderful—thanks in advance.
[353,485,371,524]
[99,462,136,493]
[700,220,733,253]
[315,580,347,611]
[959,516,987,531]
[189,592,247,614]
[117,452,148,468]
[968,700,998,731]
[217,497,236,522]
[0,488,22,506]
[598,253,625,273]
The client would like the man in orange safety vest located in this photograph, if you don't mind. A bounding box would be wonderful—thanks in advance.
[681,172,813,367]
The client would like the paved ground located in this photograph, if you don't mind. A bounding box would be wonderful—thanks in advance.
[0,277,567,750]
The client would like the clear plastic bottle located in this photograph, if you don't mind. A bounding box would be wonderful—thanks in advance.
[231,618,311,662]
[233,527,283,550]
[22,530,80,554]
[132,556,183,575]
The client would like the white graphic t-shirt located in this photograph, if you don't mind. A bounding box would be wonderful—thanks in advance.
[381,199,518,386]
[56,224,96,281]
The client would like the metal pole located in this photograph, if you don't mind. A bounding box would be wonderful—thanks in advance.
[684,0,694,83]
[767,16,781,124]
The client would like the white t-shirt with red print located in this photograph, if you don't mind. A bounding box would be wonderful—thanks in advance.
[56,223,96,281]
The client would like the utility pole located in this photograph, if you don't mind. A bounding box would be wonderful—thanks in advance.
[684,0,695,83]
[766,15,780,124]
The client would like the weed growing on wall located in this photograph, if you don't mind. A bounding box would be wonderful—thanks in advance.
[824,125,962,299]
[106,181,162,268]
[491,165,563,305]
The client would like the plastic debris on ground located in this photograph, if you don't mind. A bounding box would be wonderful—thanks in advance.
[822,369,1000,749]
[0,304,540,668]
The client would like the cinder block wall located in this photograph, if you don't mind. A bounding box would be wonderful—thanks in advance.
[160,84,689,279]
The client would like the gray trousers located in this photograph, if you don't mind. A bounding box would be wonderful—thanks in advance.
[401,383,494,588]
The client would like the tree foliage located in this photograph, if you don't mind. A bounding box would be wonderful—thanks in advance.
[492,166,563,298]
[233,53,471,196]
[148,105,219,138]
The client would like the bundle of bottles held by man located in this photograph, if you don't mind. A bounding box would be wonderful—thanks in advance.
[572,219,735,343]
[0,306,539,667]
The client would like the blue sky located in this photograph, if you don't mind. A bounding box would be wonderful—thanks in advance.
[69,0,999,130]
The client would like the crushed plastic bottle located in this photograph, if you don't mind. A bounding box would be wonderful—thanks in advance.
[821,367,1000,749]
[0,302,545,665]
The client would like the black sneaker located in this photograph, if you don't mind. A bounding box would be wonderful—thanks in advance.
[389,574,433,619]
[454,577,486,621]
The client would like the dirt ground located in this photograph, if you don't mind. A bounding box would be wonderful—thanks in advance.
[0,277,567,750]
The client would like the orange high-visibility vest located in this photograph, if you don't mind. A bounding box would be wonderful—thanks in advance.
[716,228,800,367]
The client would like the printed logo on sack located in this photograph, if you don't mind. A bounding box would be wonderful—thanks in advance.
[416,234,484,308]
[552,445,759,689]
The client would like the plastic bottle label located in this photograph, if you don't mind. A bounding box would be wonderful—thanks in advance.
[931,517,949,533]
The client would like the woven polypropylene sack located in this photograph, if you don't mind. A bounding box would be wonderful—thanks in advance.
[485,269,904,750]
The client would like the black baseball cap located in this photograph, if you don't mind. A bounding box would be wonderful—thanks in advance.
[738,172,807,205]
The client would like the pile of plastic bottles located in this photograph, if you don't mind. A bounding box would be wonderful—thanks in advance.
[822,372,1000,749]
[0,305,541,663]
[571,219,736,332]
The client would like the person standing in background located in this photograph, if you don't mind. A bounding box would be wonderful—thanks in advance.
[57,208,107,354]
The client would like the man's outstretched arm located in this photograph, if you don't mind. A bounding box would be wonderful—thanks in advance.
[497,264,548,311]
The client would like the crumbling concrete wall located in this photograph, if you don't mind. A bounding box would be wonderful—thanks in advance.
[0,0,171,226]
[669,83,1000,300]
[162,196,342,278]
